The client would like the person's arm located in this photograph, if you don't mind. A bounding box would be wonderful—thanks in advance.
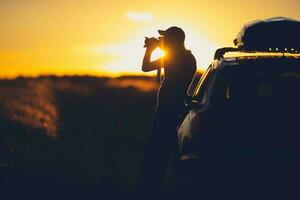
[142,48,163,72]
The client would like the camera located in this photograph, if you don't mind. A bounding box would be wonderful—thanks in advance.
[144,37,163,48]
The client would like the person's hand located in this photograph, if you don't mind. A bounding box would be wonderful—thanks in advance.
[144,37,158,51]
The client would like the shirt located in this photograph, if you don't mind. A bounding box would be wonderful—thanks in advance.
[157,49,197,106]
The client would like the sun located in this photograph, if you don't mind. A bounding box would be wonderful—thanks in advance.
[151,47,165,61]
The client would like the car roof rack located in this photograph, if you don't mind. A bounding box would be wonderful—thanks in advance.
[214,47,239,60]
[214,47,300,60]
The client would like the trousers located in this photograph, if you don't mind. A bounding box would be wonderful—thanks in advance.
[138,101,185,193]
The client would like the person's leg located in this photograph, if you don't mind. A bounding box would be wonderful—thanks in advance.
[137,106,180,193]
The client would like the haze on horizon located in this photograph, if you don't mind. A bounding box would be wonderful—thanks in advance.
[1,0,300,78]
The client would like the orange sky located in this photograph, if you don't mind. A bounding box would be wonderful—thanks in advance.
[1,0,300,78]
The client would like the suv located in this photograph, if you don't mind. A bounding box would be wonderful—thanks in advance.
[176,17,300,197]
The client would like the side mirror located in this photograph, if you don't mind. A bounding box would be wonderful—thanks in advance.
[185,95,193,106]
[188,100,203,110]
[185,97,203,110]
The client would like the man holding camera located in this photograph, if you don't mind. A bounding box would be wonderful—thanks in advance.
[139,26,197,193]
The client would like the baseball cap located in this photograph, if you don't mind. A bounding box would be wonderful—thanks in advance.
[158,26,185,42]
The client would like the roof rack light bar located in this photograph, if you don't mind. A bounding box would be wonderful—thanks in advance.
[214,47,300,60]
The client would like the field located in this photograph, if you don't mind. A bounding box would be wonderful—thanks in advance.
[0,75,200,198]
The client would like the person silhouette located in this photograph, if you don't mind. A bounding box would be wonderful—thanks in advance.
[138,26,197,193]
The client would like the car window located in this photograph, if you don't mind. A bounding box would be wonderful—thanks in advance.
[210,66,300,105]
[193,66,215,103]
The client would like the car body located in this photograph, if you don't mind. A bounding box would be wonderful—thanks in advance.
[175,17,300,197]
[176,53,300,195]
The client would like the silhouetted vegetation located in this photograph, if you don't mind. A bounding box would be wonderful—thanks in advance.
[0,74,201,198]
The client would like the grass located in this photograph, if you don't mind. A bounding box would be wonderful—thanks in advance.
[0,76,157,196]
[0,75,201,198]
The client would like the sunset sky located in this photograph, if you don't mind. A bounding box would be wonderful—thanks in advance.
[1,0,300,78]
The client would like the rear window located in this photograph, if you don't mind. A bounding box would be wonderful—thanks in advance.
[211,63,300,104]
